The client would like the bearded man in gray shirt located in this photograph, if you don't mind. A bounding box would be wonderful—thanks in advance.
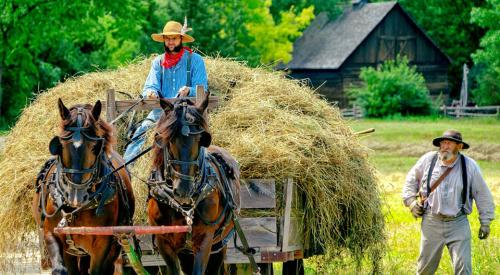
[402,130,495,275]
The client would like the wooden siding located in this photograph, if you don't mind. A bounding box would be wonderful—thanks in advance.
[291,5,450,107]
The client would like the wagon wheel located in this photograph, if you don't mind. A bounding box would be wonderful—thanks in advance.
[282,259,304,275]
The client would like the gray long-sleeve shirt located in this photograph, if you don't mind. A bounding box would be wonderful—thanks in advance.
[402,151,495,225]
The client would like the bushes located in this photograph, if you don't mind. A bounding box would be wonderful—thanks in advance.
[351,57,432,117]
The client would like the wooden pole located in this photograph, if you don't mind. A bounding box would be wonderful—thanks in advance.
[281,178,293,252]
[106,89,116,122]
[54,225,190,235]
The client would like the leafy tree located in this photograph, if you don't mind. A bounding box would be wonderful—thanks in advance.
[270,0,347,20]
[470,0,500,105]
[397,0,486,96]
[0,0,156,128]
[351,57,432,117]
[162,0,314,66]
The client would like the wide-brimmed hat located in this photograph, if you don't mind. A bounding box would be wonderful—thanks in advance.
[151,19,194,43]
[432,130,469,149]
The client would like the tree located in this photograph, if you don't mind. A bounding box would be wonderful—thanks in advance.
[351,57,432,117]
[0,0,156,128]
[397,0,486,96]
[470,0,500,105]
[162,0,314,66]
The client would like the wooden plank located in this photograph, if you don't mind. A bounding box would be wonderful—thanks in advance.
[225,247,281,264]
[225,248,263,264]
[196,85,205,103]
[228,217,277,248]
[106,89,116,122]
[280,178,293,251]
[105,97,220,113]
[285,218,303,250]
[240,179,276,209]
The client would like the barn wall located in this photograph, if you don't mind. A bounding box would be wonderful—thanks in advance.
[303,5,450,107]
[288,70,345,106]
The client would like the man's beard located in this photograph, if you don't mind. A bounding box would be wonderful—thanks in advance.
[165,44,183,54]
[439,149,458,162]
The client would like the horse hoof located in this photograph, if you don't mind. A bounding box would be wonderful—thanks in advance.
[52,266,68,275]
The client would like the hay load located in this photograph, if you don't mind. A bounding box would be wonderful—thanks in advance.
[0,56,384,268]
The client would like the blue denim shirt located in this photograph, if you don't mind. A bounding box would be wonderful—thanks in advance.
[142,51,208,98]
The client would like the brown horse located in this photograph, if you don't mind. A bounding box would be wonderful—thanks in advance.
[32,99,135,274]
[147,91,240,275]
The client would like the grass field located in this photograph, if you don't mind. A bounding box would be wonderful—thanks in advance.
[299,117,500,274]
[1,118,498,274]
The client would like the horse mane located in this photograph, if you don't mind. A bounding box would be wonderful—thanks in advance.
[153,99,210,169]
[60,103,116,155]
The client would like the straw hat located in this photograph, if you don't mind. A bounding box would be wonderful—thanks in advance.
[151,19,194,43]
[432,130,469,149]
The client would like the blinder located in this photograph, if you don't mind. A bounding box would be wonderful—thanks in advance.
[55,108,105,185]
[155,101,209,200]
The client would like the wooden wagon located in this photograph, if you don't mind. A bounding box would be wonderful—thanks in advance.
[102,87,318,274]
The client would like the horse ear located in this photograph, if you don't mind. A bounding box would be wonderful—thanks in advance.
[196,90,210,113]
[92,100,102,120]
[159,98,174,113]
[49,136,62,155]
[200,132,212,148]
[58,98,70,119]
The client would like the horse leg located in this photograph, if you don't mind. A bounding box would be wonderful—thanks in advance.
[79,256,90,275]
[44,231,67,275]
[205,247,226,275]
[192,230,216,275]
[88,237,118,275]
[178,251,194,275]
[156,236,182,275]
[61,252,80,275]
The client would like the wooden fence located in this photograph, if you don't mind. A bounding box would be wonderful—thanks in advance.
[341,105,364,119]
[440,105,500,118]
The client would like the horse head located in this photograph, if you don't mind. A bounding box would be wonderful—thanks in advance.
[49,98,113,207]
[154,91,211,205]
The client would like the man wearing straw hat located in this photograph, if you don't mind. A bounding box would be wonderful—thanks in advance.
[402,130,495,275]
[124,18,208,163]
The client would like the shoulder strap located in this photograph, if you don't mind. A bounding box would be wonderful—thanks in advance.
[186,52,192,87]
[426,153,438,195]
[461,154,468,206]
[429,166,453,193]
[159,55,164,99]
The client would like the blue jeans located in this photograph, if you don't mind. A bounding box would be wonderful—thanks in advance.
[123,109,162,164]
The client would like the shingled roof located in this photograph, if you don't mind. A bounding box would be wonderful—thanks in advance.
[284,1,448,70]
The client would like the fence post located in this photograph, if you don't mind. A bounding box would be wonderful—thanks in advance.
[106,89,116,122]
[443,105,447,116]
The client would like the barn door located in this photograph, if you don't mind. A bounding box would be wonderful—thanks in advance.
[397,35,416,61]
[377,35,396,62]
[377,35,416,63]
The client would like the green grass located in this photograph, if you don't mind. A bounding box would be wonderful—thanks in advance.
[297,117,500,274]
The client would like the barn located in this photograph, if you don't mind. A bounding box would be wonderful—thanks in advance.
[281,1,452,107]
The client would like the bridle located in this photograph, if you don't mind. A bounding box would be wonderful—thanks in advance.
[56,107,105,199]
[154,101,208,201]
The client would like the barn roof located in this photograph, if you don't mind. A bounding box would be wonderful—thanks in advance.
[284,1,451,70]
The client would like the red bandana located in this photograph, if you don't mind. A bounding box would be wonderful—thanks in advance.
[161,47,193,68]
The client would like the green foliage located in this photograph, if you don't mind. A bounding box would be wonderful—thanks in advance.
[351,57,432,117]
[163,0,315,66]
[0,0,157,128]
[470,0,500,105]
[398,0,485,94]
[270,0,347,20]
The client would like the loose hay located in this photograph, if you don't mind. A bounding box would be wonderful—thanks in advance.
[0,56,384,270]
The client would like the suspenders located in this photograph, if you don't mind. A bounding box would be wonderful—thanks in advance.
[158,51,192,98]
[426,153,468,207]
